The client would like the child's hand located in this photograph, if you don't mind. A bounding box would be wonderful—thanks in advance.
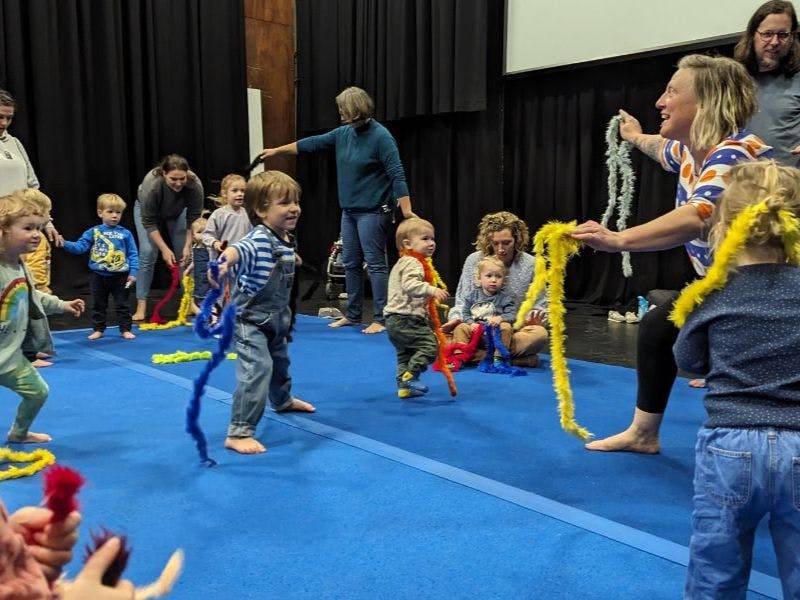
[65,299,85,317]
[487,315,502,327]
[431,288,449,303]
[440,317,461,334]
[9,508,81,582]
[182,263,193,278]
[55,537,135,600]
[126,275,136,284]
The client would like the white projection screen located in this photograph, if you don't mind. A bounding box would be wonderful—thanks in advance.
[505,0,767,75]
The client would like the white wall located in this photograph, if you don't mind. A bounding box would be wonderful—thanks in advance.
[505,0,765,74]
[247,88,264,175]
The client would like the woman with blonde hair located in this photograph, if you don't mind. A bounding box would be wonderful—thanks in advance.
[260,86,417,335]
[571,54,772,453]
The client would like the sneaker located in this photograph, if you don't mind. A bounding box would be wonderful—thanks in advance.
[400,371,428,393]
[608,310,626,323]
[398,387,426,399]
[624,311,640,324]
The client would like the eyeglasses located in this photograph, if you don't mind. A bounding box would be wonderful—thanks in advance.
[756,30,794,42]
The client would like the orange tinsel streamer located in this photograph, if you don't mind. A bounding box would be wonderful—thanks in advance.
[399,249,457,396]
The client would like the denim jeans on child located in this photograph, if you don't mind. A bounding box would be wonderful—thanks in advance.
[685,427,800,599]
[227,251,295,439]
[133,201,187,301]
[340,208,391,325]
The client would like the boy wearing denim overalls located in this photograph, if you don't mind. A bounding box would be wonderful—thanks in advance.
[214,171,316,455]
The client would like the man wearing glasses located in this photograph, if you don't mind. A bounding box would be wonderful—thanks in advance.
[735,1,800,166]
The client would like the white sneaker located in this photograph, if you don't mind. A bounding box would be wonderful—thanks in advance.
[607,310,626,322]
[625,311,640,323]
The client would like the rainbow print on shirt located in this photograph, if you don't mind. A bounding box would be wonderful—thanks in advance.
[0,277,28,323]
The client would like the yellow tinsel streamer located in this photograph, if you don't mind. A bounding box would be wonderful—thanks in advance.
[515,221,593,441]
[0,447,56,481]
[139,275,195,331]
[152,351,237,364]
[670,201,800,327]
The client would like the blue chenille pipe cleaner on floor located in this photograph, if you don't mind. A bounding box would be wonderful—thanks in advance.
[186,257,236,467]
[477,324,527,377]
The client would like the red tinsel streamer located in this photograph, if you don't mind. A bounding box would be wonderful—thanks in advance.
[43,465,84,523]
[149,262,181,324]
[434,323,483,372]
[399,249,457,396]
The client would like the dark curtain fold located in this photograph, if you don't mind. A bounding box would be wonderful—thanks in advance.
[295,0,501,289]
[0,0,248,288]
[296,0,488,133]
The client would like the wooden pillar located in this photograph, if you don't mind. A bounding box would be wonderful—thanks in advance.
[244,0,296,176]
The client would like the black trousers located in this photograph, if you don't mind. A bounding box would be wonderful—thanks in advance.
[636,294,680,414]
[90,271,132,333]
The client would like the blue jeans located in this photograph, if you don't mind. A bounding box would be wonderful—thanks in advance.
[133,201,187,301]
[340,209,391,324]
[685,427,800,599]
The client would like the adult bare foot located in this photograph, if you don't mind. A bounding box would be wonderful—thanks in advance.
[362,322,386,334]
[7,431,52,443]
[328,317,357,329]
[31,359,53,368]
[584,429,660,454]
[131,312,146,322]
[276,398,316,413]
[87,331,103,340]
[35,352,52,359]
[121,331,136,340]
[224,437,266,454]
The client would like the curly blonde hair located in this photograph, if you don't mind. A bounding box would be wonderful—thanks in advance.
[473,211,529,257]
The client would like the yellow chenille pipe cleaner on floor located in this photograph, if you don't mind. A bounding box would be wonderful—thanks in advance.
[139,274,195,331]
[0,447,56,481]
[515,221,593,440]
[152,350,237,364]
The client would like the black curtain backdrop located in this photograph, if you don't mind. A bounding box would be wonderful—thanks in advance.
[295,0,737,306]
[295,0,501,289]
[296,0,488,133]
[0,0,248,289]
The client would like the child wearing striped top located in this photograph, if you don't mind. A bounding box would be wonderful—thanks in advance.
[214,171,315,455]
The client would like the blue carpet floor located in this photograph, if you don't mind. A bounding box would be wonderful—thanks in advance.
[0,315,783,599]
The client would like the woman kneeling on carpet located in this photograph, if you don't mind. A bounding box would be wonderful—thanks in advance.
[442,211,547,367]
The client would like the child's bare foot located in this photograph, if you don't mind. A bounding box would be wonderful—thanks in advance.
[87,331,103,340]
[584,429,660,454]
[276,398,316,413]
[362,322,386,334]
[121,331,136,340]
[7,431,52,443]
[328,317,357,329]
[35,352,52,359]
[224,436,266,454]
[31,359,53,368]
[688,378,706,388]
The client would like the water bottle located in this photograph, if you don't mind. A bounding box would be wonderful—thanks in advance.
[637,296,649,320]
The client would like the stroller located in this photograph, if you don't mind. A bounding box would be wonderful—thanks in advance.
[324,235,370,300]
[325,236,347,300]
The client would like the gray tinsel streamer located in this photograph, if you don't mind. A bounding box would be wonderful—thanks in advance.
[602,115,636,277]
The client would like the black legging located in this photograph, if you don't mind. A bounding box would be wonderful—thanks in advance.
[636,296,680,414]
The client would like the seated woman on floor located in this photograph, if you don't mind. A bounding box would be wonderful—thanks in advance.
[441,211,547,367]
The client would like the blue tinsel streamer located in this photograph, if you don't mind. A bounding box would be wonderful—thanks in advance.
[477,324,527,377]
[185,258,236,467]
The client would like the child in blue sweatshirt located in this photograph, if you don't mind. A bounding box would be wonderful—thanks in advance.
[62,194,139,340]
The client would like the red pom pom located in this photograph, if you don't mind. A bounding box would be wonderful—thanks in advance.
[43,465,85,523]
